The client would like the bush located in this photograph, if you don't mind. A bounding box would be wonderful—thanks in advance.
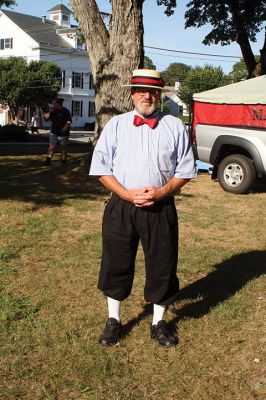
[0,124,29,142]
[84,122,95,131]
[178,115,190,124]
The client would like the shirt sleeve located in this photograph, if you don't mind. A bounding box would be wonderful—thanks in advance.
[89,118,117,176]
[174,121,197,179]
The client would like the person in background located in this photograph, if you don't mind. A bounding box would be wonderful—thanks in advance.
[89,69,197,347]
[43,98,72,166]
[30,111,40,134]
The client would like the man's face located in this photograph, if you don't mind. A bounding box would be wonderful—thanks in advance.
[53,101,63,110]
[131,88,161,117]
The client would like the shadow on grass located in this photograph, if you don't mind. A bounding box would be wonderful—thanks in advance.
[123,250,266,336]
[0,146,195,206]
[123,303,153,337]
[173,250,266,322]
[252,177,266,193]
[0,151,107,206]
[0,141,90,156]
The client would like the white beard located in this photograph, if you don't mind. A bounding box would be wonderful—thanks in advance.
[135,102,157,117]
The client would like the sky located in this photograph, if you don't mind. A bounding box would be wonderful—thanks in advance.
[3,0,265,74]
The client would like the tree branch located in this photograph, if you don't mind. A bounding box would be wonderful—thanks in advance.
[228,0,257,77]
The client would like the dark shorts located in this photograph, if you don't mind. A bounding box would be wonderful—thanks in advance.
[98,194,179,305]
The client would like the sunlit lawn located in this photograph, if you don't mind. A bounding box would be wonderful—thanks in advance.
[0,149,265,400]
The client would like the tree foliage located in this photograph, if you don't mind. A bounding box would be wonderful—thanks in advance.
[178,64,226,107]
[230,55,261,82]
[0,57,61,115]
[230,59,249,82]
[26,61,61,108]
[144,55,156,70]
[162,62,191,86]
[0,0,16,7]
[156,0,177,16]
[0,57,28,111]
[184,0,266,77]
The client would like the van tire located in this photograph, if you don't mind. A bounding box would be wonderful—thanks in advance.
[217,154,256,194]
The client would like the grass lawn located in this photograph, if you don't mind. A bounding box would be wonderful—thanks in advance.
[0,149,265,400]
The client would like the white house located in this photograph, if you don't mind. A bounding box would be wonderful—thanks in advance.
[0,4,96,128]
[162,82,189,117]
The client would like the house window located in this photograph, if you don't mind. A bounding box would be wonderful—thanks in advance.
[72,72,84,88]
[72,101,83,117]
[61,70,65,88]
[62,15,69,21]
[88,101,95,117]
[53,15,59,21]
[0,38,13,49]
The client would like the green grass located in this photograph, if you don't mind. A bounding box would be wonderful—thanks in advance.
[0,152,266,399]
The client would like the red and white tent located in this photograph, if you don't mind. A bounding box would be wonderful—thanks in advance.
[192,74,266,130]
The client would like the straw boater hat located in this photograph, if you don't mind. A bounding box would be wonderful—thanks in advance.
[124,69,166,91]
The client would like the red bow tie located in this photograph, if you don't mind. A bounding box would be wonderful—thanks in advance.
[133,115,157,129]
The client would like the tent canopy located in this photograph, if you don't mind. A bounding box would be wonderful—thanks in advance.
[193,75,266,105]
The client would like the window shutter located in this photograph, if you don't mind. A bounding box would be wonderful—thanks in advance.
[80,101,83,117]
[10,38,13,49]
[72,72,74,88]
[88,101,91,117]
[89,74,95,90]
[81,73,84,89]
[71,101,74,116]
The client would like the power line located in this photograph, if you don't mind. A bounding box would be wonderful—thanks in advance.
[145,50,237,64]
[144,45,241,59]
[1,48,237,72]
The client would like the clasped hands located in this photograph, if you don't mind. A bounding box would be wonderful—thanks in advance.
[128,186,162,207]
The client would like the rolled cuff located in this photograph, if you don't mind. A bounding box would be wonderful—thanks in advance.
[174,171,197,179]
[89,166,113,176]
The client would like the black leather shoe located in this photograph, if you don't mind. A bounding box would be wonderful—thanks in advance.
[98,318,122,346]
[151,320,178,347]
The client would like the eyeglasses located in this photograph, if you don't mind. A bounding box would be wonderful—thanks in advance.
[133,88,161,97]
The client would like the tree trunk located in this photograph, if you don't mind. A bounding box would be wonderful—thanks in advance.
[229,0,258,78]
[260,28,266,75]
[69,0,144,141]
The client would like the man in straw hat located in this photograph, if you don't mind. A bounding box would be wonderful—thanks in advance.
[89,69,197,347]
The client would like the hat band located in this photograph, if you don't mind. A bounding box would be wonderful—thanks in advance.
[131,76,164,88]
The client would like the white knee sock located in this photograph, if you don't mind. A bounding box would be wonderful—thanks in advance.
[152,304,166,325]
[107,297,121,322]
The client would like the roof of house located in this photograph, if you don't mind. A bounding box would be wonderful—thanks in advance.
[47,4,72,14]
[1,9,73,49]
[193,74,266,104]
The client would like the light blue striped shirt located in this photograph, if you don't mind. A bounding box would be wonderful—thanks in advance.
[89,110,197,189]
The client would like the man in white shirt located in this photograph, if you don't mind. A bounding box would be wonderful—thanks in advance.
[90,69,197,347]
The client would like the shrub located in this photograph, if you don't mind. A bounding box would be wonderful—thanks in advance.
[0,124,29,142]
[178,115,190,124]
[84,122,95,131]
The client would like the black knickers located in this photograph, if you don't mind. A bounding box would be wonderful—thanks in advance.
[98,194,179,305]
